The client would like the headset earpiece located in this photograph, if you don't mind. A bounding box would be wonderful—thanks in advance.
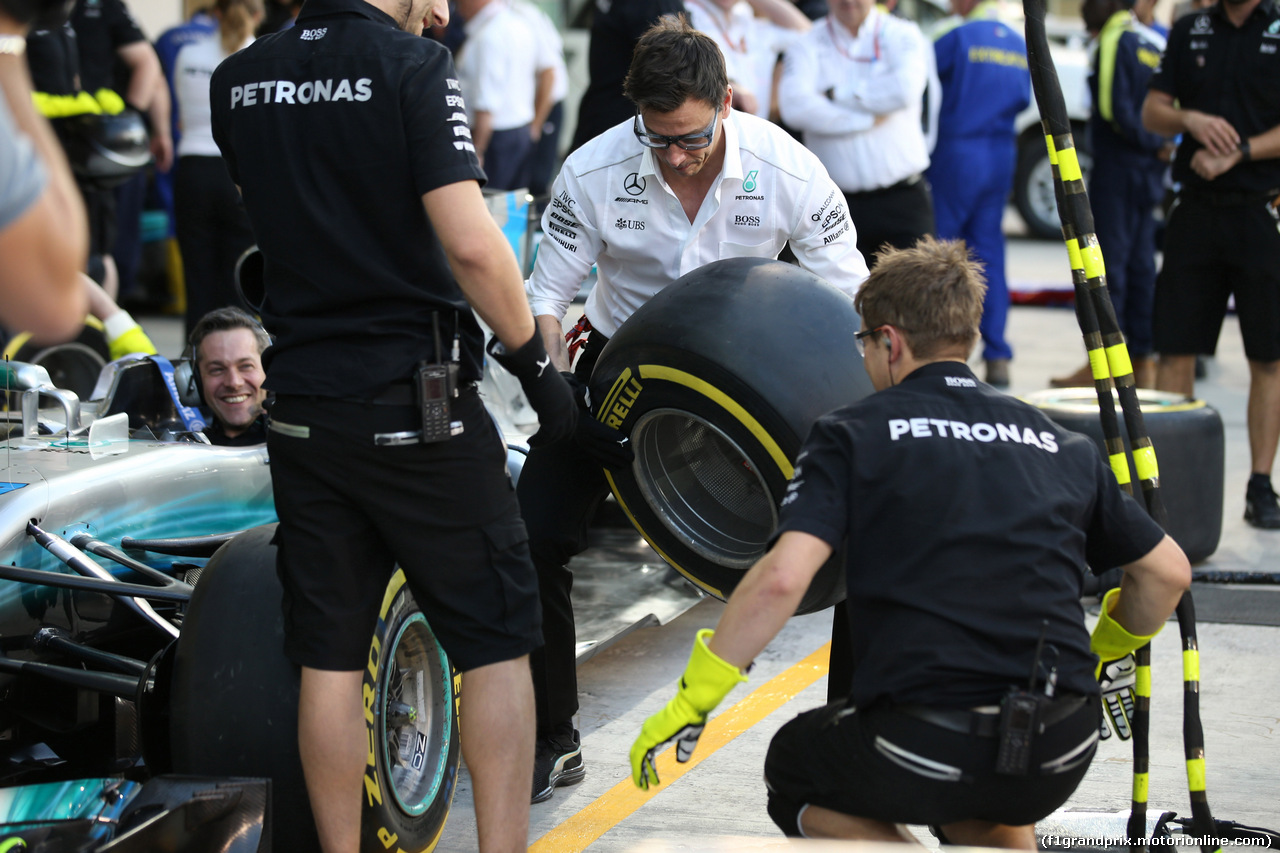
[175,343,203,409]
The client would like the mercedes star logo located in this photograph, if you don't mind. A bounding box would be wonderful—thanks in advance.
[624,172,646,196]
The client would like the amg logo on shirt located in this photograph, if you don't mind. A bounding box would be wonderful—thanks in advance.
[735,214,761,227]
[888,418,1060,452]
[229,78,372,108]
[615,218,645,230]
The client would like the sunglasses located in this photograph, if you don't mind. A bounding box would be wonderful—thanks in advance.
[633,106,720,151]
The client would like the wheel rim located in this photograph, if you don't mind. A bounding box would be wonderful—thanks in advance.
[1027,155,1059,233]
[631,408,777,569]
[382,612,453,816]
[1027,148,1092,234]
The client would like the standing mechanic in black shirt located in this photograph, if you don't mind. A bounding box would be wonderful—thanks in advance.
[631,238,1191,846]
[1142,0,1280,528]
[209,0,576,849]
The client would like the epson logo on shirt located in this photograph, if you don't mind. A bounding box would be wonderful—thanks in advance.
[888,417,1060,452]
[230,77,372,108]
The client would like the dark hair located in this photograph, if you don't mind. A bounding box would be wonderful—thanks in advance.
[624,15,729,114]
[189,306,270,366]
[1082,0,1128,33]
[854,237,987,360]
[0,0,71,28]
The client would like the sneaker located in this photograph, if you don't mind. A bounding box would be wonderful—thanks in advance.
[985,359,1010,388]
[531,729,585,804]
[1245,479,1280,530]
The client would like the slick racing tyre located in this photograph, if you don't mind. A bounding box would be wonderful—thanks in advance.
[1024,388,1223,564]
[169,524,461,853]
[589,257,874,613]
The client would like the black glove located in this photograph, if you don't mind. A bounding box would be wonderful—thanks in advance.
[486,332,577,447]
[562,372,635,471]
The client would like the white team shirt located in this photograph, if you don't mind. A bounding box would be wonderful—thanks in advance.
[456,0,537,130]
[513,0,568,103]
[779,11,931,192]
[175,33,252,158]
[685,0,801,120]
[526,110,869,337]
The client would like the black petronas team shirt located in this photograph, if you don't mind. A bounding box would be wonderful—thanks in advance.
[776,362,1165,709]
[1149,0,1280,195]
[210,0,487,398]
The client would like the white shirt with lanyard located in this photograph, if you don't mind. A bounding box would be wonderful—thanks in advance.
[778,10,931,193]
[455,0,537,130]
[685,0,801,120]
[525,110,868,338]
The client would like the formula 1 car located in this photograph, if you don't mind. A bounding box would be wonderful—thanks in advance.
[0,349,709,850]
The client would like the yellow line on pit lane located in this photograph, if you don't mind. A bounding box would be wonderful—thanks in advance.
[529,642,832,853]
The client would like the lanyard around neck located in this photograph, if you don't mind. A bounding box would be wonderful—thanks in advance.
[689,0,748,54]
[828,13,882,63]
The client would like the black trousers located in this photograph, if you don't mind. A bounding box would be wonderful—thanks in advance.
[843,176,936,265]
[518,330,610,738]
[174,155,256,338]
[765,696,1099,834]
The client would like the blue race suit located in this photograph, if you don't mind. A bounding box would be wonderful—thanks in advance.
[1087,11,1166,357]
[928,0,1030,362]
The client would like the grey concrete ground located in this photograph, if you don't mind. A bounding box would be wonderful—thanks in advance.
[136,231,1280,850]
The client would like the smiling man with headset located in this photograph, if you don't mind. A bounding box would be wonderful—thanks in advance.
[186,306,269,446]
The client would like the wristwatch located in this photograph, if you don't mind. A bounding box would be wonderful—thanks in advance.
[1238,139,1252,162]
[0,35,26,56]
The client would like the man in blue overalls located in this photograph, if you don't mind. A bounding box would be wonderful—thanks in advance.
[927,0,1029,388]
[1052,0,1168,388]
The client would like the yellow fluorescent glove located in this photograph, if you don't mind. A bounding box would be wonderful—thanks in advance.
[102,310,158,360]
[1091,587,1161,678]
[630,629,747,790]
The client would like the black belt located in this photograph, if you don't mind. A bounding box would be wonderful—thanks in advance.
[846,173,924,198]
[1180,187,1280,208]
[897,694,1089,738]
[346,380,477,407]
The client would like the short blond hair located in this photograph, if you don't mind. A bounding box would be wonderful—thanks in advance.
[854,237,987,360]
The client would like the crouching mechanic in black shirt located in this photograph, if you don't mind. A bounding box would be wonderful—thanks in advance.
[208,0,577,849]
[630,237,1191,847]
[188,307,269,446]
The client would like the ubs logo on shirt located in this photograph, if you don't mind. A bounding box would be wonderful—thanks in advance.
[615,218,645,230]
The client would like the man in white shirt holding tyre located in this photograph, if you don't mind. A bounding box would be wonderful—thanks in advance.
[519,14,869,805]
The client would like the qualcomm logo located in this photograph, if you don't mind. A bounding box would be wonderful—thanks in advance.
[742,170,759,192]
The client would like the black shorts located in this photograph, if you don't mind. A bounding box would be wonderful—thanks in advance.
[1153,194,1280,361]
[764,696,1100,834]
[266,389,542,673]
